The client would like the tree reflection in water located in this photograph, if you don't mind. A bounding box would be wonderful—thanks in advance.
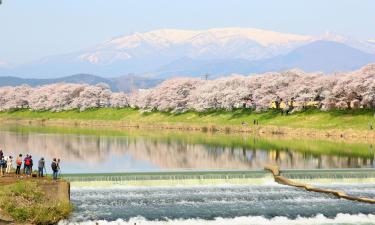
[0,130,373,173]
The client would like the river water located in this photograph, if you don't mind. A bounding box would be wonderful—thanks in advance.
[0,125,374,225]
[58,183,375,225]
[0,126,374,172]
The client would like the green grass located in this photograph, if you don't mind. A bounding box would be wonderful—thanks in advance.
[0,180,73,224]
[1,108,375,130]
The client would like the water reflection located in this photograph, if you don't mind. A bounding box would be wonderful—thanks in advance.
[0,130,373,173]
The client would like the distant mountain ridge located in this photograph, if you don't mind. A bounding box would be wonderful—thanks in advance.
[0,27,375,78]
[0,74,163,92]
[156,41,375,77]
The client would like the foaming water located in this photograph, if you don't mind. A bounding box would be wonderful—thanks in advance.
[62,184,375,224]
[59,214,375,225]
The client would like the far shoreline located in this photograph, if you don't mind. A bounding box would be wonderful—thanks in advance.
[1,108,375,141]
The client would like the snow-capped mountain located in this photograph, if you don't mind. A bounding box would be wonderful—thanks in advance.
[316,31,375,54]
[1,28,375,78]
[78,28,313,64]
[70,28,375,66]
[156,40,375,78]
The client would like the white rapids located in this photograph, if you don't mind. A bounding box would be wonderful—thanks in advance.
[60,183,375,225]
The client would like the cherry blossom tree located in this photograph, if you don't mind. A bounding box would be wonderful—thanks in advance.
[1,63,375,113]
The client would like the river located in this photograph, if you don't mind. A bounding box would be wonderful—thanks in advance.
[0,125,374,225]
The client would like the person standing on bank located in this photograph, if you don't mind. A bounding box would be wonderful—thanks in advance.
[38,157,45,177]
[23,154,29,174]
[0,150,4,177]
[24,155,32,176]
[57,158,61,177]
[0,157,5,177]
[16,154,22,175]
[5,155,13,174]
[15,154,22,176]
[29,155,34,175]
[51,158,58,180]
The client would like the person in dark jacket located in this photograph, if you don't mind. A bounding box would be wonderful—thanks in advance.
[0,151,4,177]
[51,158,58,180]
[23,154,29,174]
[29,155,34,175]
[24,155,31,176]
[38,157,45,177]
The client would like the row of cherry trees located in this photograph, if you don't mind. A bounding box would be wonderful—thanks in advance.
[1,64,375,112]
[129,64,375,112]
[0,83,128,112]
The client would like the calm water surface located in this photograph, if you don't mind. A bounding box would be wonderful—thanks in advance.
[1,125,375,225]
[0,125,374,173]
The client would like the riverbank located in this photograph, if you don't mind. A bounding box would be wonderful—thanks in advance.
[1,108,375,139]
[0,174,72,225]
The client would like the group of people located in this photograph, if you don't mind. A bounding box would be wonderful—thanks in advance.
[0,149,61,180]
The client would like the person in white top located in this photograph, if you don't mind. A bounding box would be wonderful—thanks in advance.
[5,156,13,174]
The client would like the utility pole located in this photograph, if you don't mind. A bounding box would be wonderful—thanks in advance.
[203,73,210,80]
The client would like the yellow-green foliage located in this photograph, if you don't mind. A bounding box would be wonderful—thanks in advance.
[0,181,72,225]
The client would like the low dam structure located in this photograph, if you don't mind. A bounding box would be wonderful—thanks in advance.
[62,168,375,224]
[62,168,375,186]
[265,165,375,204]
[62,168,375,205]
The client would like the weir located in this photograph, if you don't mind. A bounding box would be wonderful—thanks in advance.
[265,165,375,204]
[63,170,271,186]
[62,168,375,186]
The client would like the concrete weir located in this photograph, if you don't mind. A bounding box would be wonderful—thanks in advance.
[264,165,375,204]
[63,170,272,187]
[64,168,375,187]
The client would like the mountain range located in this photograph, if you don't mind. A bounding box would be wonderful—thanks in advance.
[157,40,375,78]
[0,27,375,81]
[0,74,163,92]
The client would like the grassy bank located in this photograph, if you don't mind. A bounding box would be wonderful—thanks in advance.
[1,108,375,135]
[0,179,72,224]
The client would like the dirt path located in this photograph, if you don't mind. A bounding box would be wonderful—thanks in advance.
[0,173,47,185]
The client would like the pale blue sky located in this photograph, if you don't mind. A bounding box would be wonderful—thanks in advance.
[0,0,374,64]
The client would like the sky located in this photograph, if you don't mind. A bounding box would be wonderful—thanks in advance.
[0,0,375,64]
